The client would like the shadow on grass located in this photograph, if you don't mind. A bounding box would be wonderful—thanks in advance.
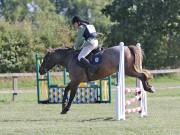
[0,118,61,123]
[0,117,116,123]
[0,99,11,104]
[79,117,115,122]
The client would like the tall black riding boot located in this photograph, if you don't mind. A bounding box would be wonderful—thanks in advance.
[79,58,97,74]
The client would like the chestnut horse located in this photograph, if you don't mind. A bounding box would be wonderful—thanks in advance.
[39,45,155,114]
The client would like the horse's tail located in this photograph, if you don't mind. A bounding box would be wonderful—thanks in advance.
[128,45,153,80]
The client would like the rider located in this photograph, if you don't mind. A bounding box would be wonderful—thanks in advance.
[72,16,99,74]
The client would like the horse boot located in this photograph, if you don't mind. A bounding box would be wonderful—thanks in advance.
[79,58,97,74]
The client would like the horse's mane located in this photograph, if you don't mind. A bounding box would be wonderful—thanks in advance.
[46,47,79,58]
[47,47,74,53]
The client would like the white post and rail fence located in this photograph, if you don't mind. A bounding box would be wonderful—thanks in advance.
[116,42,147,120]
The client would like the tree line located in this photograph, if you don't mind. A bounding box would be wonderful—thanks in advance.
[0,0,179,73]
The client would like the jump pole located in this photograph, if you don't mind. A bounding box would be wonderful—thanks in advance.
[136,43,147,117]
[116,42,125,120]
[116,42,147,121]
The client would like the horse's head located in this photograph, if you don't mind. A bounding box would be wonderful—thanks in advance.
[39,48,74,75]
[39,49,56,75]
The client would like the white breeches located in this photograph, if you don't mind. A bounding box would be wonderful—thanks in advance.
[78,38,98,61]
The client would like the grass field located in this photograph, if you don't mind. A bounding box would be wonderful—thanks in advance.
[0,75,180,135]
[0,74,180,90]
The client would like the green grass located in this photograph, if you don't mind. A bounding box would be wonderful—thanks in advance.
[0,75,180,135]
[0,77,37,90]
[0,76,65,90]
[0,78,180,135]
[1,74,180,90]
[150,74,180,89]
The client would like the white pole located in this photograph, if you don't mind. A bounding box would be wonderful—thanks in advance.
[116,42,125,120]
[136,43,148,117]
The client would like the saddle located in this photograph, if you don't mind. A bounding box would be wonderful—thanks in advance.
[89,47,103,64]
[74,47,104,65]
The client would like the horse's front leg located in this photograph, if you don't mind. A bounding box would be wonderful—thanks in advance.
[61,81,79,114]
[62,83,71,111]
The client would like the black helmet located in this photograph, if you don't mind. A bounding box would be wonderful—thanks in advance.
[72,16,81,24]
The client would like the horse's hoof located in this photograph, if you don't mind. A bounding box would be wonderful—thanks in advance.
[60,107,69,114]
[151,86,156,92]
[61,111,67,114]
[145,86,156,93]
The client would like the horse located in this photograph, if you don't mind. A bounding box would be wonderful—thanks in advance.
[39,45,155,114]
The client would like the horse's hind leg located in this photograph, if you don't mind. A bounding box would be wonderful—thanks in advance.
[127,70,155,93]
[61,81,79,114]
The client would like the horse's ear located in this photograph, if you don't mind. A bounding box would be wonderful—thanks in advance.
[62,43,67,48]
[47,48,54,53]
[62,43,73,50]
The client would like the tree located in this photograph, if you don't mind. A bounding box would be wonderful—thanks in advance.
[102,0,180,69]
[0,0,72,72]
[53,0,112,46]
[0,22,33,72]
[1,0,30,21]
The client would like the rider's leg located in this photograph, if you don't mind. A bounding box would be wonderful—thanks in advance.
[79,57,97,73]
[78,39,98,73]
